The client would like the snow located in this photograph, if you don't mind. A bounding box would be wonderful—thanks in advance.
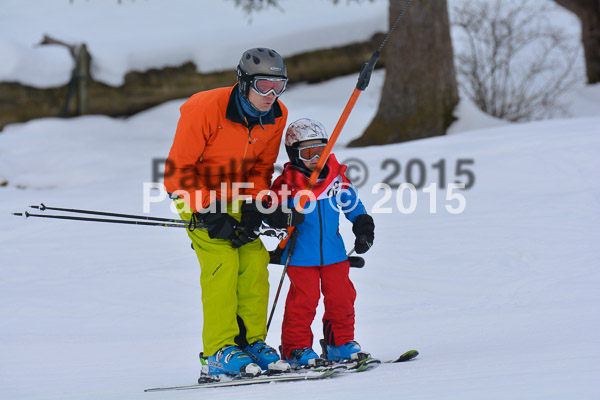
[0,0,387,87]
[2,1,600,399]
[446,98,509,134]
[2,77,600,399]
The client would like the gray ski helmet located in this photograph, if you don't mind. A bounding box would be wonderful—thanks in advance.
[237,48,287,97]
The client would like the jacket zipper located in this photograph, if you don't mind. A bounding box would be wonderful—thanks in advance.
[318,200,324,265]
[238,120,254,172]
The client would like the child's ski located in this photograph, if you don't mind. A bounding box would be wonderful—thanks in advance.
[386,349,419,363]
[319,350,419,373]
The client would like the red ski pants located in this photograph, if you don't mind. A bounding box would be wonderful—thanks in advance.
[281,260,356,359]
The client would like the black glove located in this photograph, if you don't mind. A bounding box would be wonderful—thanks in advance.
[194,202,239,240]
[268,247,284,265]
[264,205,305,228]
[352,214,374,254]
[232,201,263,248]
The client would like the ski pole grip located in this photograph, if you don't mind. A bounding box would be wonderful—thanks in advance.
[356,50,380,91]
[349,256,365,269]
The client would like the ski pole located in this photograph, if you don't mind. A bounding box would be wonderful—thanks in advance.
[29,203,188,224]
[14,208,289,239]
[275,0,414,252]
[13,211,193,228]
[266,229,299,333]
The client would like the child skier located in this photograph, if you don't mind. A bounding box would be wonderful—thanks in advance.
[270,118,375,367]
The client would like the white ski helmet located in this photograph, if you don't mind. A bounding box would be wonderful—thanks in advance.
[285,118,329,165]
[284,118,328,146]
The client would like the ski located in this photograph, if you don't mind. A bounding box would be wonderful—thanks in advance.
[386,349,419,363]
[317,340,418,373]
[144,366,343,392]
[346,356,382,372]
[349,349,419,370]
[144,350,418,392]
[314,349,419,374]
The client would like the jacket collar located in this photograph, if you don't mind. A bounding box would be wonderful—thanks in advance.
[278,154,350,198]
[226,84,283,127]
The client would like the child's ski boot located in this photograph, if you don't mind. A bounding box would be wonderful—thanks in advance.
[319,340,380,372]
[324,340,367,361]
[284,347,332,369]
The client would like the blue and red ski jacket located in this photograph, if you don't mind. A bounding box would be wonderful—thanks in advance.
[270,154,367,267]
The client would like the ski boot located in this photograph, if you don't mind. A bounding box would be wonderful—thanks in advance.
[320,340,380,371]
[198,345,261,383]
[325,340,365,361]
[243,340,290,373]
[285,347,331,369]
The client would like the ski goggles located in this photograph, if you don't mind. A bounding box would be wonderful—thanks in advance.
[298,143,327,162]
[251,76,288,97]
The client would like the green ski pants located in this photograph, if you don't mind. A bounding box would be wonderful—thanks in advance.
[174,198,270,356]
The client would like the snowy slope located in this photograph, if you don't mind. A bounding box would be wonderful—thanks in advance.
[1,81,599,399]
[2,1,600,399]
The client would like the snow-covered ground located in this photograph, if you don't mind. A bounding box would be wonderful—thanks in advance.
[1,72,600,399]
[2,1,600,399]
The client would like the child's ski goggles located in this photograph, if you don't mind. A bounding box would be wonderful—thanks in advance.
[298,143,327,161]
[251,76,288,96]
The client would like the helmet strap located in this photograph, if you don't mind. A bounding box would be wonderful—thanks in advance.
[236,66,253,99]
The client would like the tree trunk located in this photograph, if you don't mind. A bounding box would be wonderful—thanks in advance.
[348,0,458,147]
[554,0,600,84]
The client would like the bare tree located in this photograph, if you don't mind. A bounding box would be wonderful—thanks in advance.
[232,0,281,14]
[348,0,459,146]
[233,0,374,12]
[453,0,582,122]
[232,0,374,15]
[554,0,600,84]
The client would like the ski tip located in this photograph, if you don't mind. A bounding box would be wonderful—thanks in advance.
[396,350,419,362]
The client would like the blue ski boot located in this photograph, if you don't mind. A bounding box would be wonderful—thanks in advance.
[200,345,261,377]
[285,347,329,368]
[326,340,368,361]
[243,340,290,372]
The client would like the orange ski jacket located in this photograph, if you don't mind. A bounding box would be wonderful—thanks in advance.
[164,85,288,212]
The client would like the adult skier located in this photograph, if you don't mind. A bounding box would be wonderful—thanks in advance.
[164,48,304,377]
[270,118,375,367]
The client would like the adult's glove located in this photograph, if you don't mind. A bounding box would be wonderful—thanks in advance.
[264,205,305,228]
[352,214,374,254]
[232,201,263,248]
[194,202,239,241]
[268,247,284,265]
